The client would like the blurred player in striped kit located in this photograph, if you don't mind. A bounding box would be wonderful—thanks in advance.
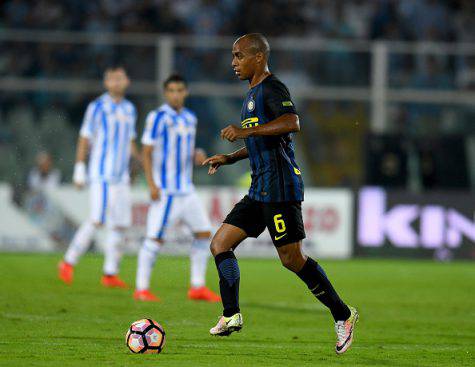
[133,74,220,302]
[58,65,139,288]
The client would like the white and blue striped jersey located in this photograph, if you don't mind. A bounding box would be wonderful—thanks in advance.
[142,104,197,195]
[80,93,137,184]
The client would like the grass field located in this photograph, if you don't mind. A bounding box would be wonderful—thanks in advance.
[0,253,473,367]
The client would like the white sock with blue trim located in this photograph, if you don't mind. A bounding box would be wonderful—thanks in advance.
[190,238,210,288]
[103,228,124,275]
[64,221,96,265]
[136,238,161,291]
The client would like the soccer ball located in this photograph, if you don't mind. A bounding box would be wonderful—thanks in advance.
[125,319,166,354]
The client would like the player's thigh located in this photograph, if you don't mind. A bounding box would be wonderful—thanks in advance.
[222,195,266,239]
[210,223,248,256]
[108,183,132,228]
[146,194,179,240]
[89,181,108,225]
[263,201,306,248]
[181,192,212,235]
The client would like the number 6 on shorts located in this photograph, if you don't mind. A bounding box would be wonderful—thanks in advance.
[273,214,286,233]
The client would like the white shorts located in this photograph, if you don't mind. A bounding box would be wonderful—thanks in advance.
[146,191,211,240]
[90,181,131,228]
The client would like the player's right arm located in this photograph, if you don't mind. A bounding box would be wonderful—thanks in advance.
[202,146,248,175]
[141,110,164,201]
[73,101,100,189]
[142,144,160,201]
[72,136,89,188]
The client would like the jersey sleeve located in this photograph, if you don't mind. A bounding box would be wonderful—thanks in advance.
[79,101,101,138]
[263,80,297,119]
[141,110,164,146]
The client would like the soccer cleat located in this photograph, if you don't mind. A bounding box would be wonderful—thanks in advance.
[133,289,161,302]
[58,260,74,285]
[101,275,128,288]
[188,286,222,303]
[335,306,359,355]
[209,313,243,336]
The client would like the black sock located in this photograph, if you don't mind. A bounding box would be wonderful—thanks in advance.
[215,251,240,317]
[296,257,350,321]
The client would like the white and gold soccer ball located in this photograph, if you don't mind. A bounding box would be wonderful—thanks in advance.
[125,319,166,354]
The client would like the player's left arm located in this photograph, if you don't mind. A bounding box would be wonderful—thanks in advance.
[129,106,141,164]
[221,114,299,142]
[130,140,141,164]
[221,80,299,142]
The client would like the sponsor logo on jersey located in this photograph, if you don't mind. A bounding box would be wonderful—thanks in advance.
[241,117,259,129]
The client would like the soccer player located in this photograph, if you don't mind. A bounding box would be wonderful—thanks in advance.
[203,34,359,354]
[58,65,138,288]
[133,74,220,303]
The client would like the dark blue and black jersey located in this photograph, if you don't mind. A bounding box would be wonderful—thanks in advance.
[241,74,304,202]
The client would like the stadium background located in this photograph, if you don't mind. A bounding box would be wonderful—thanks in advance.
[0,1,474,366]
[1,0,474,258]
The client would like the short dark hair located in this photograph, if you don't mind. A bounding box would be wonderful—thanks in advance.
[237,33,270,58]
[104,63,127,74]
[163,74,187,89]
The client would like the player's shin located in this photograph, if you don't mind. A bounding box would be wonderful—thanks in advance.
[135,238,161,291]
[190,238,209,288]
[214,251,240,316]
[64,220,96,265]
[103,228,124,275]
[295,257,350,322]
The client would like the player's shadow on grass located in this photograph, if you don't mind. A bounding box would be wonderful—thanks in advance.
[241,301,326,315]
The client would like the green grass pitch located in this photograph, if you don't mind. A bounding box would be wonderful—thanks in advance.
[0,253,473,366]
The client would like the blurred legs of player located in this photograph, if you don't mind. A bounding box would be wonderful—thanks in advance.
[58,182,130,288]
[209,222,358,354]
[134,192,220,302]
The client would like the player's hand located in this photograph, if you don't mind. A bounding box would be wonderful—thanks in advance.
[73,161,86,189]
[220,125,249,142]
[194,148,207,165]
[202,154,230,175]
[150,185,161,201]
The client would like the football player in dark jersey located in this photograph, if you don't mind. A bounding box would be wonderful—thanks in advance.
[204,33,358,354]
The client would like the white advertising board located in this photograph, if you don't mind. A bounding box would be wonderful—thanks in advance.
[0,184,55,251]
[47,185,353,259]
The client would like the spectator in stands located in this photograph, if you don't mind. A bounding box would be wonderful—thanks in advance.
[27,151,61,192]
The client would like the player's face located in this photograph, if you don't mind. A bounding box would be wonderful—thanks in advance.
[231,40,258,80]
[104,68,130,97]
[164,82,188,109]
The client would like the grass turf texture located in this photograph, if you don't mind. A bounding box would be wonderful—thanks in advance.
[0,253,473,367]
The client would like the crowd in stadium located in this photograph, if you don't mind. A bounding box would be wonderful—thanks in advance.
[1,0,474,88]
[1,0,475,190]
[2,0,474,41]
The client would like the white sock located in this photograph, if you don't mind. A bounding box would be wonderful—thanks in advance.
[64,221,96,265]
[190,238,210,288]
[103,228,124,275]
[135,238,161,291]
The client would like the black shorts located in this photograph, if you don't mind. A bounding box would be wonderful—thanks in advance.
[223,195,306,247]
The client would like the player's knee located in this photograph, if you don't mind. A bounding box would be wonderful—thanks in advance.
[210,238,220,257]
[279,253,296,271]
[153,238,163,245]
[210,236,228,257]
[279,247,305,272]
[194,231,211,240]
